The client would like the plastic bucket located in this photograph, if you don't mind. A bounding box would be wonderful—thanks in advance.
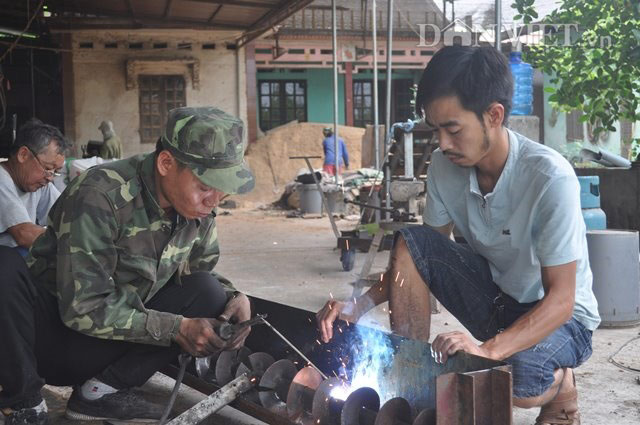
[299,184,322,214]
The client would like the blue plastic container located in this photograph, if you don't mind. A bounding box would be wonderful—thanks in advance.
[509,52,533,115]
[578,176,606,230]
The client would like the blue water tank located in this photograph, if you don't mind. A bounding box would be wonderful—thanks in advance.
[578,176,606,230]
[509,52,533,115]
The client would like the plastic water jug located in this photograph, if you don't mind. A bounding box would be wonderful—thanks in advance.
[578,176,606,230]
[509,51,533,115]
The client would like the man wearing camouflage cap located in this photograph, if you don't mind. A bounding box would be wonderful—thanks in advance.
[0,107,255,424]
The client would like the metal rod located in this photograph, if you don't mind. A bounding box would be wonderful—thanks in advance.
[166,373,254,425]
[372,0,380,171]
[384,0,394,220]
[495,0,502,49]
[332,0,340,185]
[260,317,329,380]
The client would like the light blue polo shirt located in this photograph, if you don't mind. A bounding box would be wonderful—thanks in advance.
[424,129,601,331]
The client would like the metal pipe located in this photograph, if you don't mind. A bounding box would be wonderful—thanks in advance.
[404,132,413,178]
[372,0,380,171]
[332,0,340,185]
[384,0,394,220]
[166,374,254,425]
[495,0,502,49]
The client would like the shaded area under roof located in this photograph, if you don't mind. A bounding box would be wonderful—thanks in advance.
[0,0,314,48]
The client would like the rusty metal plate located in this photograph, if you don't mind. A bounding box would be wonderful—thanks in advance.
[286,367,323,422]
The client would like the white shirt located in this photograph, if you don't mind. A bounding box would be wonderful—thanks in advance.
[424,129,601,331]
[0,164,60,247]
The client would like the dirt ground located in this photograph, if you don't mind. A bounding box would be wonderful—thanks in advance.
[22,208,640,425]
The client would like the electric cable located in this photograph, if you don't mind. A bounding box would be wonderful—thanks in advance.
[608,335,640,373]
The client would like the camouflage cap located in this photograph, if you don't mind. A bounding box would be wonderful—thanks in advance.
[161,106,255,194]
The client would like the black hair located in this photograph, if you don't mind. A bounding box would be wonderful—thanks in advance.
[11,120,69,156]
[154,138,186,169]
[415,46,513,125]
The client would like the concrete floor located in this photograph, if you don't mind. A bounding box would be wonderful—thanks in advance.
[11,208,640,425]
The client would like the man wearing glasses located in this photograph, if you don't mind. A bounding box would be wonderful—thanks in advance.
[0,121,68,254]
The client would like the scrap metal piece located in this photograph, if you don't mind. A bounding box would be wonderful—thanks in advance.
[312,377,345,425]
[412,408,436,425]
[236,352,276,404]
[259,359,297,415]
[215,347,252,386]
[287,367,324,422]
[374,397,413,425]
[166,373,255,425]
[341,387,380,425]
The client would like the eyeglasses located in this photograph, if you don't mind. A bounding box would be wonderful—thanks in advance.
[26,147,62,178]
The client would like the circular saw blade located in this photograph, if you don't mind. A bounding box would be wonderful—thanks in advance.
[215,346,251,385]
[258,359,297,414]
[374,397,412,425]
[311,377,346,425]
[286,367,324,421]
[236,352,276,378]
[235,352,276,405]
[341,387,380,425]
[412,408,436,425]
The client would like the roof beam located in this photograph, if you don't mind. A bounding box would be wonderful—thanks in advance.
[237,0,312,48]
[124,0,136,19]
[163,0,174,19]
[49,15,247,31]
[188,0,273,8]
[207,5,224,23]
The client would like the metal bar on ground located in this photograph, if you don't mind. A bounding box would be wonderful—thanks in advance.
[166,374,254,425]
[289,156,340,239]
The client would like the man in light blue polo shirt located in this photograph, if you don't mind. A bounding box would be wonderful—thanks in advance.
[317,46,598,425]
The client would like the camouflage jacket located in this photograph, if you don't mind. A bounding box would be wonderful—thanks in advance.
[100,134,123,159]
[28,154,235,346]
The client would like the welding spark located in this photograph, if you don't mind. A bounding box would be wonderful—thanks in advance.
[389,310,392,315]
[329,292,334,299]
[338,327,343,333]
[316,339,322,345]
[328,304,332,310]
[353,297,357,305]
[346,240,350,251]
[380,273,384,281]
[400,278,404,287]
[394,271,400,282]
[308,318,312,323]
